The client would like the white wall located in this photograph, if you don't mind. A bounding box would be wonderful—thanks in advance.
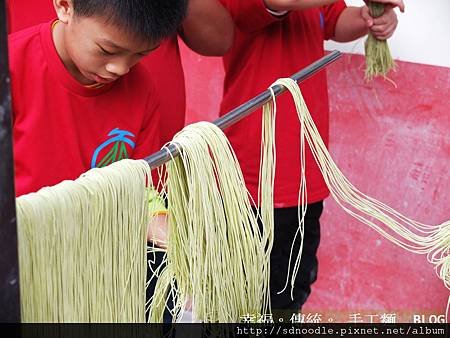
[325,0,450,68]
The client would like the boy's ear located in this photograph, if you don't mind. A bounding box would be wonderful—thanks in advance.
[54,0,74,24]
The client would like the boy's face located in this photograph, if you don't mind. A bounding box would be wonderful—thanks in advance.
[57,14,159,85]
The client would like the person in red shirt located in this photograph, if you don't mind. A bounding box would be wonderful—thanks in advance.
[218,0,404,318]
[9,0,190,196]
[7,0,234,147]
[7,0,234,322]
[141,0,234,146]
[8,0,184,322]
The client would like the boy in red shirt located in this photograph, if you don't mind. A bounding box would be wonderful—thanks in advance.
[7,0,234,147]
[7,0,233,245]
[8,0,233,321]
[9,0,188,197]
[218,0,404,318]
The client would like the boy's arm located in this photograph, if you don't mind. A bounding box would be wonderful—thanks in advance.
[333,0,405,42]
[178,0,234,56]
[263,0,404,42]
[264,0,338,11]
[218,0,287,34]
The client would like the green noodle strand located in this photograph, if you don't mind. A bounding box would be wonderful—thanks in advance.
[258,88,276,311]
[149,122,273,322]
[364,2,396,80]
[265,78,450,297]
[17,159,151,322]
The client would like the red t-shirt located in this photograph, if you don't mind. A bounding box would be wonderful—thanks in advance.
[6,0,55,33]
[219,0,346,207]
[140,37,186,145]
[6,0,186,147]
[9,22,161,196]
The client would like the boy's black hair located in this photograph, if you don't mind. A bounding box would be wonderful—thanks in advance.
[72,0,188,43]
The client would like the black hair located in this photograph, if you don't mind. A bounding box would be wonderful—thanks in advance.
[72,0,188,43]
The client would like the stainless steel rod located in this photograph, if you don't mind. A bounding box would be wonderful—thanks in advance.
[144,50,342,169]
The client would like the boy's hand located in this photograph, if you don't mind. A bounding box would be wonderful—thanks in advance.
[364,0,405,13]
[147,213,168,249]
[361,0,404,40]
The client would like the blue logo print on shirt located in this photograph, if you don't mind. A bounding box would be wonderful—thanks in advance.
[91,128,136,168]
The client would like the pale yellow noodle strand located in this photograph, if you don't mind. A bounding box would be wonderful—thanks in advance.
[265,78,449,297]
[258,87,276,310]
[16,159,151,322]
[149,122,272,322]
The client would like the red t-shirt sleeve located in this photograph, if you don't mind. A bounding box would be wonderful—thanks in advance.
[131,89,161,161]
[219,0,284,33]
[322,1,347,40]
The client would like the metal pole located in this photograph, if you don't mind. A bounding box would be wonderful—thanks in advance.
[144,50,342,169]
[0,0,21,323]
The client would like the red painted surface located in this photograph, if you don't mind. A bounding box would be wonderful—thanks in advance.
[307,54,449,322]
[180,43,450,322]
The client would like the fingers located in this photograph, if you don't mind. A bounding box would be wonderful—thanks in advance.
[361,6,373,27]
[368,0,405,13]
[147,214,169,248]
[370,7,398,40]
[362,3,399,40]
[371,20,397,39]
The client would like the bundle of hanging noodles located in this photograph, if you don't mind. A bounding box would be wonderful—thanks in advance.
[16,77,447,323]
[364,1,396,80]
[266,78,450,297]
[17,160,151,322]
[16,121,275,323]
[148,121,274,322]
